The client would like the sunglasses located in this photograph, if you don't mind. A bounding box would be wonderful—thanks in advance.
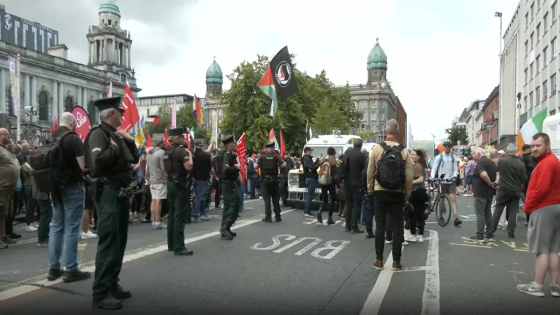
[444,145,452,148]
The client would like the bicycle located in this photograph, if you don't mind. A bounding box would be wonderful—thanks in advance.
[427,175,452,227]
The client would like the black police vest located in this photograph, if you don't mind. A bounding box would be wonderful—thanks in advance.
[261,153,278,176]
[163,145,188,177]
[222,151,239,180]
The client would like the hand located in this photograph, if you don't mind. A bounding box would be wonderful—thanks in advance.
[450,177,457,182]
[116,130,132,141]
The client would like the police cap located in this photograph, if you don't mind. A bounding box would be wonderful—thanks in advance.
[265,140,275,148]
[222,134,234,145]
[94,97,125,114]
[194,140,204,147]
[168,127,185,137]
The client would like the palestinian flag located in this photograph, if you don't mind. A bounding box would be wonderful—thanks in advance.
[269,128,280,152]
[146,115,160,125]
[259,66,279,117]
[517,109,547,153]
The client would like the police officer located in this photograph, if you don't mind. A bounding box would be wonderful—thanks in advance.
[85,97,140,310]
[256,141,286,222]
[163,127,194,256]
[280,151,293,206]
[217,135,239,240]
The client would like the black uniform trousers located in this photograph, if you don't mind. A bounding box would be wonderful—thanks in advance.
[221,179,240,229]
[262,176,281,218]
[345,184,362,229]
[167,179,191,252]
[280,176,288,205]
[92,184,130,300]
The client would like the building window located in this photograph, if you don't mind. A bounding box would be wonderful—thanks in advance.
[108,19,112,25]
[538,0,541,10]
[88,100,96,123]
[530,62,534,78]
[536,86,541,105]
[552,73,557,95]
[553,2,557,22]
[525,40,529,56]
[524,96,528,112]
[64,96,73,112]
[544,80,549,100]
[537,55,540,74]
[531,3,535,19]
[121,74,126,82]
[38,91,48,121]
[531,32,534,48]
[544,13,549,31]
[544,46,548,64]
[525,68,528,84]
[537,23,541,40]
[553,37,557,59]
[530,92,534,109]
[370,100,377,109]
[526,13,529,29]
[551,109,557,115]
[380,100,385,109]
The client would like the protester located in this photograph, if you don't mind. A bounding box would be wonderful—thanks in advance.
[470,147,497,244]
[0,128,19,248]
[302,146,320,217]
[193,140,212,221]
[408,149,429,243]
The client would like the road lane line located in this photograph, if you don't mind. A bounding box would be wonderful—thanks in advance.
[421,230,440,315]
[394,266,433,273]
[449,243,492,249]
[0,209,294,301]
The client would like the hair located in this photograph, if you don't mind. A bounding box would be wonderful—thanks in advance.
[489,149,497,158]
[522,144,532,151]
[385,119,399,134]
[413,149,427,168]
[532,132,550,144]
[326,147,337,166]
[353,138,363,148]
[505,143,518,155]
[59,112,76,128]
[154,137,165,147]
[474,147,486,156]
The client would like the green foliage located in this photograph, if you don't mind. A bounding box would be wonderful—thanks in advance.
[220,55,360,153]
[448,127,469,146]
[147,103,170,135]
[357,131,374,140]
[194,127,210,142]
[146,102,210,139]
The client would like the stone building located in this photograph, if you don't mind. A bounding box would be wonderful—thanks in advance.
[0,0,140,142]
[396,96,407,145]
[137,94,193,118]
[203,58,225,146]
[481,86,500,146]
[348,39,404,143]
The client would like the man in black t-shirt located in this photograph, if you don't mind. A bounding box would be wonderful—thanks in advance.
[471,147,498,243]
[47,112,90,283]
[192,141,212,221]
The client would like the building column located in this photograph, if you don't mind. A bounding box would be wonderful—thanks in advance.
[52,80,58,121]
[128,46,131,68]
[24,74,30,122]
[0,68,5,113]
[102,39,106,62]
[77,87,82,106]
[31,76,37,122]
[59,82,64,113]
[83,88,87,109]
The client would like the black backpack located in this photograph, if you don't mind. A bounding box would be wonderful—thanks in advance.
[30,131,74,193]
[376,142,406,190]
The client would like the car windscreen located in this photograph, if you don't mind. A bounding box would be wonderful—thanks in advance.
[309,146,345,158]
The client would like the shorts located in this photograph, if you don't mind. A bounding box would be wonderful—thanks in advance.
[150,183,168,200]
[465,175,473,185]
[460,173,465,179]
[527,204,560,254]
[0,189,13,220]
[440,183,457,195]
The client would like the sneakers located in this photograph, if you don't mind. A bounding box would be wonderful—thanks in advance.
[484,237,495,243]
[470,236,486,244]
[404,229,416,243]
[372,259,383,271]
[37,242,48,247]
[392,261,402,271]
[1,236,16,245]
[25,225,38,232]
[551,285,560,297]
[63,269,91,283]
[303,213,313,218]
[385,239,393,244]
[517,282,545,297]
[0,239,8,249]
[153,222,166,230]
[81,231,97,240]
[200,214,210,221]
[417,235,424,243]
[454,218,462,227]
[47,268,64,281]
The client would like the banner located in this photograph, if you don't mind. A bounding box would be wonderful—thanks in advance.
[269,128,280,152]
[171,98,177,128]
[71,106,92,141]
[258,66,278,117]
[270,46,298,101]
[120,82,140,132]
[8,54,19,117]
[211,110,218,146]
[237,133,247,185]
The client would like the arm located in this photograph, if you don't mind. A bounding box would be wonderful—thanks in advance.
[182,149,193,171]
[87,130,118,174]
[278,156,287,168]
[479,171,494,187]
[524,165,552,211]
[367,148,377,194]
[404,152,413,198]
[452,158,459,179]
[159,154,168,180]
[76,156,86,172]
[431,155,440,178]
[412,175,425,185]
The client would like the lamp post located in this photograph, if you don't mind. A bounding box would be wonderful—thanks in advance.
[495,11,502,145]
[515,92,522,133]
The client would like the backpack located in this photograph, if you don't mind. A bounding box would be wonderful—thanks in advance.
[163,146,177,172]
[376,142,406,190]
[29,131,74,193]
[318,162,332,185]
[335,156,347,183]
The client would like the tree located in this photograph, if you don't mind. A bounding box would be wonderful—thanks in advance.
[146,102,211,141]
[357,131,374,140]
[313,99,348,135]
[147,103,170,135]
[448,127,469,146]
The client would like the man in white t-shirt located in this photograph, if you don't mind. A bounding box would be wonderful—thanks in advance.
[146,137,168,230]
[430,140,462,227]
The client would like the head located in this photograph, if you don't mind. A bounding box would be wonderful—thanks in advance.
[195,141,204,151]
[498,150,505,158]
[442,139,452,153]
[59,112,77,131]
[170,135,185,146]
[531,132,551,159]
[489,149,498,159]
[13,144,21,155]
[385,119,399,141]
[100,108,123,128]
[505,144,517,157]
[0,128,11,145]
[21,142,30,152]
[304,147,313,156]
[473,147,486,162]
[353,138,363,149]
[154,137,166,149]
[412,149,427,168]
[522,144,532,155]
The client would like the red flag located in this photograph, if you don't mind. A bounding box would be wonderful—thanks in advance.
[49,115,58,134]
[146,130,153,148]
[146,115,160,125]
[164,129,169,147]
[119,82,140,132]
[279,126,286,157]
[236,133,247,185]
[184,133,191,150]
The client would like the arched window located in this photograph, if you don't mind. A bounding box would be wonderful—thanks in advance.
[38,91,48,121]
[64,96,73,112]
[88,100,96,122]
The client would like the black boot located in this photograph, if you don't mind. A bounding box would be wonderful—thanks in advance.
[317,213,323,224]
[327,217,335,225]
[351,227,364,234]
[227,225,237,237]
[365,230,374,238]
[47,268,63,281]
[262,216,272,223]
[93,296,123,310]
[111,283,132,299]
[220,226,234,240]
[275,216,282,222]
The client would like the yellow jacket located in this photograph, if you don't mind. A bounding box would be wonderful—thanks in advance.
[367,140,413,197]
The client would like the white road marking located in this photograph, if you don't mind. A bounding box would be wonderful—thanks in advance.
[394,266,434,273]
[310,240,351,259]
[421,229,440,315]
[0,209,294,301]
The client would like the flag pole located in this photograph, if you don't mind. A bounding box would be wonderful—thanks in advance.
[16,54,21,141]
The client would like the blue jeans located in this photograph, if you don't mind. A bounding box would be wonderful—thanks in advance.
[48,186,85,271]
[193,180,207,217]
[361,191,368,222]
[37,199,53,243]
[305,178,320,214]
[237,178,244,211]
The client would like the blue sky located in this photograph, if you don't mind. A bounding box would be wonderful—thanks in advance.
[5,0,520,140]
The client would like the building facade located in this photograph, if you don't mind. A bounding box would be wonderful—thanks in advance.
[0,0,141,142]
[481,86,500,145]
[203,58,225,146]
[396,96,407,145]
[137,94,193,118]
[349,39,402,143]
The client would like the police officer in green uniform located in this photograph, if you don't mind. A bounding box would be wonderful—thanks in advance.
[280,151,293,206]
[218,135,239,240]
[85,97,140,310]
[256,141,286,222]
[163,127,194,256]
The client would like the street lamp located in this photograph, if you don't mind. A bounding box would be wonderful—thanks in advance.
[495,11,502,145]
[516,92,522,132]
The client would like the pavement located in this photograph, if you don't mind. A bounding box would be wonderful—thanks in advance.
[0,194,559,315]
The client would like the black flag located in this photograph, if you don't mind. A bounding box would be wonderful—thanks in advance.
[270,46,298,101]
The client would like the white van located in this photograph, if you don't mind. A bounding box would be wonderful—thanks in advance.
[542,113,560,159]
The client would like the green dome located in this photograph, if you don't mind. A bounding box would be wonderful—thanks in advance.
[99,0,120,16]
[367,38,387,71]
[206,58,223,84]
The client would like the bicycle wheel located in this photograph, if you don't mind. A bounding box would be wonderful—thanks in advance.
[428,189,435,212]
[435,195,452,227]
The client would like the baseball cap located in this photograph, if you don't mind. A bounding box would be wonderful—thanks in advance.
[498,150,505,154]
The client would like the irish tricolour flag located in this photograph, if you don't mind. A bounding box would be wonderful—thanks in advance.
[517,109,547,152]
